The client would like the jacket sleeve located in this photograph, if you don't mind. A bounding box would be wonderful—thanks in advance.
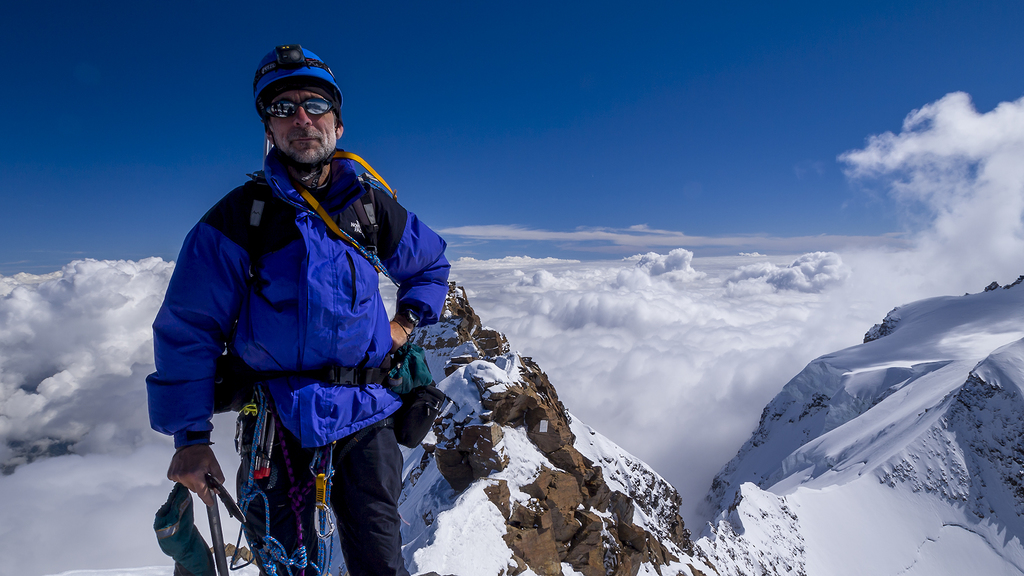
[146,222,250,448]
[381,209,450,327]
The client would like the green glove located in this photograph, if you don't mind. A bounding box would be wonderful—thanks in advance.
[154,482,215,576]
[388,343,435,395]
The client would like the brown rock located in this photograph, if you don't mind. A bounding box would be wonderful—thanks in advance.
[653,539,678,564]
[489,387,533,427]
[459,423,509,478]
[550,506,582,544]
[615,551,644,576]
[520,468,584,545]
[564,511,605,576]
[434,448,473,492]
[508,554,528,576]
[525,405,574,454]
[509,502,539,528]
[223,544,252,563]
[523,468,582,513]
[444,283,481,343]
[583,469,611,512]
[503,526,562,576]
[617,521,648,552]
[483,479,511,520]
[609,491,635,525]
[546,479,583,520]
[564,544,604,576]
[458,422,504,452]
[443,355,474,377]
[548,445,587,482]
[474,328,510,357]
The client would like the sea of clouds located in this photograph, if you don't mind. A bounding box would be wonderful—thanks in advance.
[3,91,1024,575]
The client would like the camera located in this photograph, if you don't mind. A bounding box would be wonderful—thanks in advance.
[275,45,305,67]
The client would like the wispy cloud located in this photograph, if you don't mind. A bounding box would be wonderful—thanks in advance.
[439,223,908,254]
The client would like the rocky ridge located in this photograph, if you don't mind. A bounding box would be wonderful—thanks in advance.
[397,284,712,576]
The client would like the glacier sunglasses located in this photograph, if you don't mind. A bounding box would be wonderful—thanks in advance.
[264,97,333,119]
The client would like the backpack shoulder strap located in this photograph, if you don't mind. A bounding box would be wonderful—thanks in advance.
[352,177,379,254]
[242,171,278,283]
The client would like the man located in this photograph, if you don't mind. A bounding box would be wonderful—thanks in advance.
[147,45,449,576]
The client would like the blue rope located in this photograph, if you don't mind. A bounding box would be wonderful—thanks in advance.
[319,213,399,287]
[238,388,310,576]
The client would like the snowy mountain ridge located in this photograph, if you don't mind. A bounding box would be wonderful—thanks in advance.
[697,280,1024,575]
[396,284,709,576]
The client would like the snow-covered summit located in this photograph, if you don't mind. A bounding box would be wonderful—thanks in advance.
[697,280,1024,575]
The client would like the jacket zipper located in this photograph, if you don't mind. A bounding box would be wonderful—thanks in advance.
[346,251,357,312]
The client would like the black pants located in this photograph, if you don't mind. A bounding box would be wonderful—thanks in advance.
[237,408,409,576]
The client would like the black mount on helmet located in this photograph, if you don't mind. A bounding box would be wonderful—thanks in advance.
[253,45,336,94]
[275,45,305,66]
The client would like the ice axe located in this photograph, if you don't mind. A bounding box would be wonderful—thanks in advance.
[205,473,247,576]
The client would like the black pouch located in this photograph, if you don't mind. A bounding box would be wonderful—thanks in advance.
[213,354,260,413]
[392,384,449,448]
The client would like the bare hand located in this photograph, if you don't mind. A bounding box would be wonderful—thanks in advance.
[390,319,411,353]
[167,444,225,507]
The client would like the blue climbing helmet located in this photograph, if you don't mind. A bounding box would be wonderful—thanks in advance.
[253,45,343,121]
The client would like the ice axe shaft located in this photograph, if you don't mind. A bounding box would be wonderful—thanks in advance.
[205,475,231,576]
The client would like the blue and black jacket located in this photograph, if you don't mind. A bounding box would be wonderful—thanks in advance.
[147,149,450,449]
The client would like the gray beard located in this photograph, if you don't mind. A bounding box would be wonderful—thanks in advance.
[280,127,337,185]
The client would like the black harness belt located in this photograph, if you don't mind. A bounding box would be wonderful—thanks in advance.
[317,365,387,387]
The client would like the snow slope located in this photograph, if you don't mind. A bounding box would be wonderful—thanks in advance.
[699,282,1024,575]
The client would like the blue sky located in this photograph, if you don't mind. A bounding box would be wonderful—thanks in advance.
[3,0,1023,274]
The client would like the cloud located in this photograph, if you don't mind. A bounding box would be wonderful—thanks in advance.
[439,223,908,254]
[0,258,172,470]
[840,91,1024,293]
[725,252,850,296]
[615,248,706,289]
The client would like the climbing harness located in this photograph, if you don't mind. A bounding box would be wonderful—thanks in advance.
[237,388,313,576]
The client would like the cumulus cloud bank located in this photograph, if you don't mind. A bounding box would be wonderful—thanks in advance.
[4,91,1024,574]
[0,258,173,469]
[725,251,849,296]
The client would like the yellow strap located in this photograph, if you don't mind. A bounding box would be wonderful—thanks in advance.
[333,151,396,198]
[297,184,351,241]
[294,153,400,284]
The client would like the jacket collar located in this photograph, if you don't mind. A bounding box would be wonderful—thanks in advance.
[263,148,362,213]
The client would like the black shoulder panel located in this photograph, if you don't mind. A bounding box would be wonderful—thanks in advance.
[200,180,299,262]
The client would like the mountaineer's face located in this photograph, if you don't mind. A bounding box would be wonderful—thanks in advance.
[264,89,343,166]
